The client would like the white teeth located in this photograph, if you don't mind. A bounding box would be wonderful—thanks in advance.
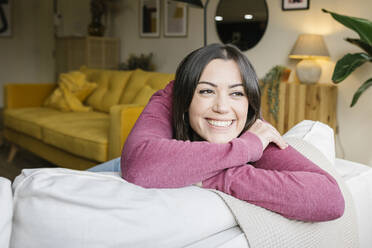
[207,119,233,127]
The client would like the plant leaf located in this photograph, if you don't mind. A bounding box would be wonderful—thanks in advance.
[350,78,372,107]
[332,53,371,83]
[345,38,372,56]
[322,9,372,45]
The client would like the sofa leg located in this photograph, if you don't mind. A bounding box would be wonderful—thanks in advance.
[7,144,18,163]
[0,130,4,147]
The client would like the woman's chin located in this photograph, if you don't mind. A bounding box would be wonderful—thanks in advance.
[205,136,235,144]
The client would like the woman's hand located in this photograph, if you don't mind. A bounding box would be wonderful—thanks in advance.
[247,119,288,150]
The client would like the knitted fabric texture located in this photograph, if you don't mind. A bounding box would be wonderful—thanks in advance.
[211,137,358,248]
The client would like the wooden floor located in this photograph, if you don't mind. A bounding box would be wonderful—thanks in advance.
[0,141,57,181]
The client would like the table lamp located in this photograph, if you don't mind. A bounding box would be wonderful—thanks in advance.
[289,34,330,84]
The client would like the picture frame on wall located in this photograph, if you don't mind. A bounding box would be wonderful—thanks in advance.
[0,0,12,37]
[164,0,187,37]
[139,0,160,37]
[282,0,309,11]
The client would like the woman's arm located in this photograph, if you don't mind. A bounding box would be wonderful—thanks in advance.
[121,81,263,188]
[253,143,329,171]
[202,161,345,222]
[121,81,345,221]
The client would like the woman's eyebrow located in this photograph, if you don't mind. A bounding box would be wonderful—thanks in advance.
[197,81,217,87]
[197,81,243,88]
[229,83,244,88]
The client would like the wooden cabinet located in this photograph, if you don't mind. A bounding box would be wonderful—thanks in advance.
[261,82,337,134]
[55,36,120,78]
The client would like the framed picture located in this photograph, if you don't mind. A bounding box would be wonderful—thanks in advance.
[164,0,187,37]
[282,0,309,11]
[0,0,12,37]
[139,0,160,37]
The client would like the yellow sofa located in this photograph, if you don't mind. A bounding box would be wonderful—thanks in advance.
[3,68,174,170]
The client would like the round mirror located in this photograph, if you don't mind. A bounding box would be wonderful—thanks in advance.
[215,0,268,51]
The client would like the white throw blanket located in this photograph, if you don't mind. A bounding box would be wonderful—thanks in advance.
[210,137,359,248]
[7,135,358,247]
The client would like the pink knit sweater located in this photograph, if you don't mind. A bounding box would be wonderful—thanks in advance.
[121,81,345,222]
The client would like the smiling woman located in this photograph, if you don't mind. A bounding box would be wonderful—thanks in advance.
[171,44,263,143]
[187,60,249,144]
[119,43,345,222]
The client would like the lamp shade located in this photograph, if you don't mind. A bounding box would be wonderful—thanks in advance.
[172,0,203,8]
[289,34,330,60]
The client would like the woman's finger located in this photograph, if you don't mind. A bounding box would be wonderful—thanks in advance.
[263,123,288,149]
[271,133,288,149]
[247,120,287,150]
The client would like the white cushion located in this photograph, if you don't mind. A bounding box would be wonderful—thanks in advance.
[9,120,337,248]
[283,120,335,166]
[10,168,236,248]
[0,177,12,248]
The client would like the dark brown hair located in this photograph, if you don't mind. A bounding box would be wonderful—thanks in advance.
[172,43,261,141]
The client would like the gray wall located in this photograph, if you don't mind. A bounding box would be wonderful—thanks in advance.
[1,0,371,166]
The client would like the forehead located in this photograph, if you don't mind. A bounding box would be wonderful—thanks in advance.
[199,59,242,86]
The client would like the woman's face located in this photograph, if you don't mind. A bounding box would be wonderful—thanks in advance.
[188,59,249,144]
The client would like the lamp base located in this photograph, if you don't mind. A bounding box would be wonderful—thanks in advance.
[296,59,321,84]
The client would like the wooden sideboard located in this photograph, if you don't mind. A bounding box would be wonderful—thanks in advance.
[55,36,120,78]
[261,82,337,134]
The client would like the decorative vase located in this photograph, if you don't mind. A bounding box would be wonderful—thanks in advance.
[88,17,105,36]
[88,0,106,37]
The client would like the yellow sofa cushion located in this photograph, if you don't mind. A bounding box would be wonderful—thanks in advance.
[3,107,67,140]
[44,71,97,112]
[4,108,108,162]
[80,67,134,113]
[132,85,157,105]
[119,69,174,104]
[41,111,109,162]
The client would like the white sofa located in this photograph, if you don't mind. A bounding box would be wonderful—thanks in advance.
[0,177,12,248]
[1,121,371,248]
[1,169,243,248]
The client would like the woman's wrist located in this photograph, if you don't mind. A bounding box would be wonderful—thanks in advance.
[237,131,264,162]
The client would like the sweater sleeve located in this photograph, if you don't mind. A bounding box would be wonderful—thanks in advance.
[121,81,263,188]
[121,81,345,221]
[202,164,345,222]
[202,145,345,221]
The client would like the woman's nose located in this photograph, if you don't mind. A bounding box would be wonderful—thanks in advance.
[212,95,229,113]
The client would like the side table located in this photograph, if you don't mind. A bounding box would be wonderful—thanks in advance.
[261,82,338,134]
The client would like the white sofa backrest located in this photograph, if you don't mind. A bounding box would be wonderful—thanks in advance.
[10,168,236,248]
[0,177,12,248]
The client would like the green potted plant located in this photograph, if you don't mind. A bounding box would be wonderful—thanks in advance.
[323,9,372,107]
[119,53,155,71]
[261,66,291,122]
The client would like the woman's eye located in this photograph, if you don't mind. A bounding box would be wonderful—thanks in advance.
[231,91,245,97]
[199,89,214,94]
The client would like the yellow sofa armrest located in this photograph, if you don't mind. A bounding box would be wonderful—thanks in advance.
[4,83,57,109]
[108,104,144,160]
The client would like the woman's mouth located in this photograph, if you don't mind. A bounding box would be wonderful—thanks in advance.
[206,119,233,128]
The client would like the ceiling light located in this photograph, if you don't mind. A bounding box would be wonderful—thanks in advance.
[244,14,253,20]
[215,16,223,21]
